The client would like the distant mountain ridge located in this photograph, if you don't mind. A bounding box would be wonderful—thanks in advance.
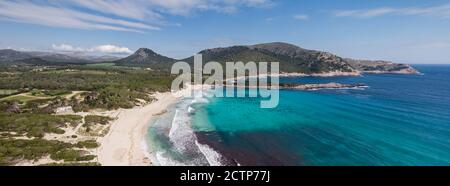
[0,49,32,61]
[0,49,119,64]
[1,42,419,74]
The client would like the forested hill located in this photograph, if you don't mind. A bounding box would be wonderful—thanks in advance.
[180,42,418,74]
[182,42,355,74]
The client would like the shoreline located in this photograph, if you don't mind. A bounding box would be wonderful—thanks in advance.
[97,92,178,166]
[230,70,420,80]
[279,71,362,77]
[96,69,410,166]
[97,85,201,166]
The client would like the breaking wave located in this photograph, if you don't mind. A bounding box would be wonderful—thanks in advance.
[145,89,224,166]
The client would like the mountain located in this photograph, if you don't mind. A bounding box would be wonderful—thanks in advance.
[11,57,55,66]
[0,49,119,65]
[0,49,87,64]
[249,42,316,58]
[2,43,419,75]
[182,42,356,74]
[114,48,176,70]
[49,52,121,62]
[250,42,357,73]
[86,55,120,62]
[178,42,418,74]
[0,49,32,61]
[26,51,90,63]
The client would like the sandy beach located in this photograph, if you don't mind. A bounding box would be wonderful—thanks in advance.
[96,84,201,166]
[95,71,362,166]
[97,92,177,166]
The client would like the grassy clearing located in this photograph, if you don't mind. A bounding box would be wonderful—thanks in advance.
[30,90,72,97]
[0,90,74,103]
[40,69,114,75]
[0,89,18,95]
[0,95,51,103]
[85,63,115,67]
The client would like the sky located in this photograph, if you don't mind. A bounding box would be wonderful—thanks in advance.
[1,0,450,64]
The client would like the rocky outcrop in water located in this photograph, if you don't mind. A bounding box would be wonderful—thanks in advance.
[280,83,367,90]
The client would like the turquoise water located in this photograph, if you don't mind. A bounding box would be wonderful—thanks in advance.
[146,65,450,165]
[188,65,450,165]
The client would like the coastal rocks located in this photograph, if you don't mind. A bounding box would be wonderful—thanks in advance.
[362,65,420,74]
[262,71,362,77]
[225,81,367,91]
[345,58,420,74]
[280,83,367,90]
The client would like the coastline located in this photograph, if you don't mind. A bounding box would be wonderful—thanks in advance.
[97,84,202,166]
[232,69,420,80]
[97,92,178,166]
[96,70,412,166]
[279,71,362,77]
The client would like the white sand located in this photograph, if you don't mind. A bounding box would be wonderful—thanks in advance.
[97,85,200,166]
[97,92,177,166]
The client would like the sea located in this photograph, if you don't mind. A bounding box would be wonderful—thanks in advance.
[144,65,450,166]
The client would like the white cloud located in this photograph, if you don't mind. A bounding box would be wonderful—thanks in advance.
[69,0,162,21]
[334,4,450,19]
[145,0,274,15]
[293,14,309,21]
[52,44,85,52]
[89,44,133,54]
[335,8,396,18]
[52,44,132,54]
[0,0,274,32]
[0,1,160,33]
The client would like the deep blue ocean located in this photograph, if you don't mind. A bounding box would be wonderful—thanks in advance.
[147,65,450,166]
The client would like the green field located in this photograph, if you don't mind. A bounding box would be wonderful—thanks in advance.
[41,69,114,75]
[0,89,18,95]
[0,94,51,102]
[85,63,116,67]
[30,90,72,97]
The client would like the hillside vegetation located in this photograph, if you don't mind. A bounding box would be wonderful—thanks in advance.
[0,66,173,165]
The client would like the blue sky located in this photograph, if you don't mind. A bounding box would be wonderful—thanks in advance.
[1,0,450,63]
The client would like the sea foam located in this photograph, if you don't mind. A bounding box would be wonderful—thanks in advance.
[148,90,224,166]
[195,140,223,166]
